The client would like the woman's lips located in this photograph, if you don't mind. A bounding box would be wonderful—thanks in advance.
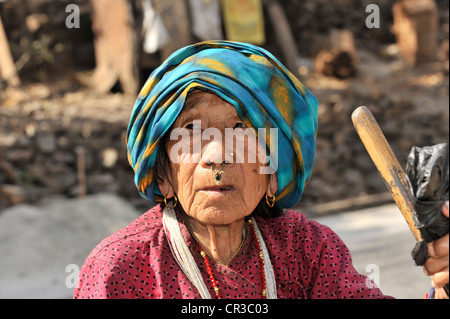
[199,185,236,195]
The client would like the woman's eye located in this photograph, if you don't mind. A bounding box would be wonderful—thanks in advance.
[185,123,201,130]
[234,122,247,129]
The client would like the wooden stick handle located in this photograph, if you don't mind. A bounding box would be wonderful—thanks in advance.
[352,106,422,241]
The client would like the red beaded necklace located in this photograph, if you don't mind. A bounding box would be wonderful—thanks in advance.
[197,219,266,299]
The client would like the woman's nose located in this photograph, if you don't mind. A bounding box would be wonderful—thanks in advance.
[201,140,234,167]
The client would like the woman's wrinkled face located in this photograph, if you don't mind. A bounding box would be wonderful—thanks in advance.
[160,91,274,226]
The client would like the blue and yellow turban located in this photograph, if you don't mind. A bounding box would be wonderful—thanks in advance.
[127,41,318,208]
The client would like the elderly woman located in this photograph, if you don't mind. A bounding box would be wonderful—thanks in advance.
[74,41,449,299]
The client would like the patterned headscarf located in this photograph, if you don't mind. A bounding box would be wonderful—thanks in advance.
[127,41,318,208]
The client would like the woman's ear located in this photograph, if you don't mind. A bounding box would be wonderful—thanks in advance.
[266,173,278,197]
[157,178,175,199]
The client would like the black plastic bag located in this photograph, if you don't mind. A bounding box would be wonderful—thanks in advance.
[405,143,449,267]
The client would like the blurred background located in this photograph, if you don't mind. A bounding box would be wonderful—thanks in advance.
[0,0,448,299]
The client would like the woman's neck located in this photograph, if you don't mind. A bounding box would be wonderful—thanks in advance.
[184,215,246,265]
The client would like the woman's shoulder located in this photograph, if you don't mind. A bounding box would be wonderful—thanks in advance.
[257,209,332,234]
[256,209,343,250]
[74,205,168,298]
[82,204,165,264]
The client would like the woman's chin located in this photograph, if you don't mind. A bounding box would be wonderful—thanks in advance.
[192,207,245,226]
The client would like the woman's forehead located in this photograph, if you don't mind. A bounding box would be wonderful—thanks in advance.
[184,91,212,111]
[181,91,239,117]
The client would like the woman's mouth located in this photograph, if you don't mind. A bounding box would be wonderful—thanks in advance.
[200,185,235,194]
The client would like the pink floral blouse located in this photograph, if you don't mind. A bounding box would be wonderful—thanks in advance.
[73,205,392,299]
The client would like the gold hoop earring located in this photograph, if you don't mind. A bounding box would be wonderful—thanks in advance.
[265,194,276,208]
[164,195,177,209]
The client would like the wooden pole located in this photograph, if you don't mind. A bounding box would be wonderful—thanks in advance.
[153,0,192,60]
[265,0,301,78]
[76,146,87,198]
[352,106,422,241]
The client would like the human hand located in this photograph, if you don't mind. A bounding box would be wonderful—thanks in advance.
[423,201,449,299]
